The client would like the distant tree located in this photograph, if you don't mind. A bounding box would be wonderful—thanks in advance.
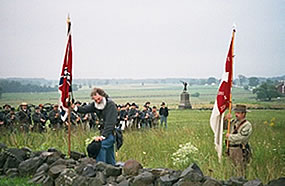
[248,77,259,87]
[0,86,2,99]
[238,74,247,86]
[191,92,200,97]
[243,85,249,91]
[253,82,280,101]
[207,77,217,85]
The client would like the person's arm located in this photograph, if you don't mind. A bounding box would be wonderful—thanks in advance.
[74,102,96,114]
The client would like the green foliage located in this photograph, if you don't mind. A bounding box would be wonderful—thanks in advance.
[253,82,280,101]
[191,92,200,97]
[248,77,260,87]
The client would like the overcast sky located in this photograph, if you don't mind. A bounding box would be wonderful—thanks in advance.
[0,0,284,80]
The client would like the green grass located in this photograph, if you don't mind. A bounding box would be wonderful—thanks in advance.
[0,177,39,186]
[1,109,284,183]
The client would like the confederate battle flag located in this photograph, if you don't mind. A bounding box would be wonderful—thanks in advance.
[58,17,72,121]
[210,28,235,160]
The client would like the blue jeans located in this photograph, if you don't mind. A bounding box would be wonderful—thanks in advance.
[96,134,116,165]
[160,115,167,128]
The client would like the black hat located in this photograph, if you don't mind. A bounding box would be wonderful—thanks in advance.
[3,104,11,108]
[11,107,15,111]
[161,102,165,106]
[87,140,101,159]
[35,106,40,110]
[131,103,136,107]
[145,101,150,105]
[75,101,82,105]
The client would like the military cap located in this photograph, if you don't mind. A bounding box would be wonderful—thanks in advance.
[161,102,166,106]
[35,106,40,110]
[20,102,28,106]
[53,104,59,107]
[3,104,11,108]
[233,104,250,113]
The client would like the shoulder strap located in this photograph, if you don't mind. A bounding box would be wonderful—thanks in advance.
[234,120,247,133]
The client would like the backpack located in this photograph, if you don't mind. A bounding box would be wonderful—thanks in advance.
[114,127,123,151]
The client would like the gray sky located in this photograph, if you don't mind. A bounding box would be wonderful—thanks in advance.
[0,0,284,80]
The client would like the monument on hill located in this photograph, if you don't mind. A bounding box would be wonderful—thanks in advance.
[179,81,192,109]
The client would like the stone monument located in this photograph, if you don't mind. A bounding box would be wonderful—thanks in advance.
[179,81,192,109]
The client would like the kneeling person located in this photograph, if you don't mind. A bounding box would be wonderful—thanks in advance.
[72,88,117,165]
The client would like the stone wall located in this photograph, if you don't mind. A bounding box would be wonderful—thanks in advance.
[0,143,284,186]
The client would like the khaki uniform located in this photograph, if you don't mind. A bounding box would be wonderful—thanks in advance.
[228,118,252,176]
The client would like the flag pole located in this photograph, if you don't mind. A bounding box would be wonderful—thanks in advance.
[67,15,71,157]
[226,27,236,150]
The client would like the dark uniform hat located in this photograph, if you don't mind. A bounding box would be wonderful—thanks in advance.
[161,102,166,106]
[87,141,101,159]
[53,104,59,107]
[233,104,249,113]
[3,104,11,108]
[35,106,40,110]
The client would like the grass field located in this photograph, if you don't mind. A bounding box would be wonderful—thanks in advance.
[0,84,285,185]
[1,84,285,108]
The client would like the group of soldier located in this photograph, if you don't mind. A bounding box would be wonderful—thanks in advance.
[0,100,169,133]
[117,101,169,130]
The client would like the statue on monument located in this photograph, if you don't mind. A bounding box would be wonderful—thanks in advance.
[180,81,188,92]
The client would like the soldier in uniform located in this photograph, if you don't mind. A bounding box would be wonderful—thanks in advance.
[0,108,8,131]
[32,106,46,133]
[17,102,32,132]
[48,104,62,130]
[151,106,160,128]
[3,104,11,116]
[6,107,18,133]
[225,104,253,176]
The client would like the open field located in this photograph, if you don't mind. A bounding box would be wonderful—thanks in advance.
[1,84,285,184]
[1,84,285,109]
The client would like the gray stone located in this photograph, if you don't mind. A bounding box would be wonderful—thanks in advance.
[123,160,143,176]
[70,151,86,161]
[117,175,126,183]
[48,164,67,179]
[158,172,181,186]
[81,164,96,177]
[118,180,130,186]
[75,157,97,175]
[89,176,105,186]
[267,177,285,186]
[49,158,77,169]
[41,151,62,165]
[180,163,204,182]
[55,168,77,186]
[36,163,49,173]
[5,168,19,178]
[3,156,21,173]
[95,161,108,171]
[0,153,6,168]
[228,177,247,186]
[72,175,89,186]
[243,179,263,186]
[131,171,155,186]
[6,148,29,161]
[151,168,172,177]
[106,176,116,183]
[47,147,65,158]
[96,171,106,185]
[104,164,122,177]
[174,179,202,186]
[18,156,45,176]
[28,172,47,184]
[43,175,54,186]
[202,177,222,186]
